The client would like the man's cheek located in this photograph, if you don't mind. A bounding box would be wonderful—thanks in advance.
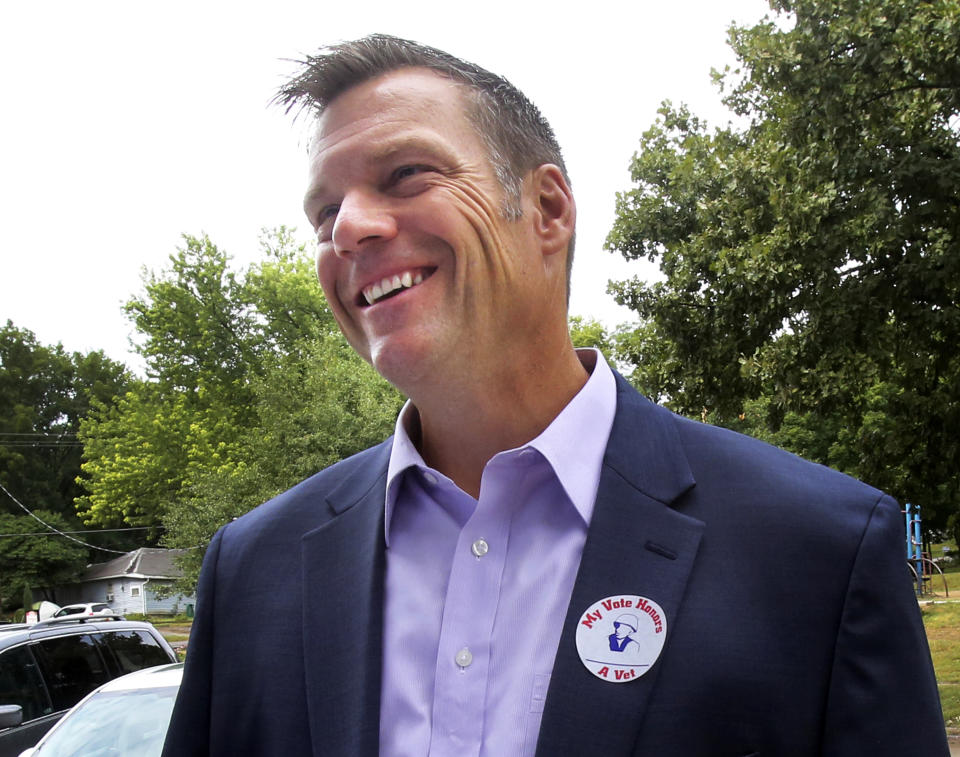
[432,177,503,233]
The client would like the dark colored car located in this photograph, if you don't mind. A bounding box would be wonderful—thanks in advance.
[0,616,176,757]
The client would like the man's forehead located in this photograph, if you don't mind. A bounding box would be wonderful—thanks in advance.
[308,113,406,157]
[305,110,469,176]
[312,67,471,145]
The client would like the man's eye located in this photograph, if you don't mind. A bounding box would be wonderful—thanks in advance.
[316,204,339,226]
[391,165,432,182]
[313,205,339,242]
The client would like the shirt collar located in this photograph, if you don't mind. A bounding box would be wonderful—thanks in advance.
[385,348,618,538]
[524,348,616,524]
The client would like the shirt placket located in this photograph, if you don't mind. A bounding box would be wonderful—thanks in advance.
[428,460,515,757]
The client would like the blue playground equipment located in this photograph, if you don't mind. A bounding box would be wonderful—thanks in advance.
[904,502,948,597]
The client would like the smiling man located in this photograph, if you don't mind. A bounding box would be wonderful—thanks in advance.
[163,35,948,757]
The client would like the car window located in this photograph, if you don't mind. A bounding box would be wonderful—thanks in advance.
[0,645,52,723]
[52,607,87,618]
[102,631,172,675]
[32,636,109,712]
[32,685,179,757]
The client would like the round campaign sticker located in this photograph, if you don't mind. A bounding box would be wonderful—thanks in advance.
[575,595,667,683]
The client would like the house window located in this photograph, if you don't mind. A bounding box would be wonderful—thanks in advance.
[131,587,140,597]
[106,583,114,602]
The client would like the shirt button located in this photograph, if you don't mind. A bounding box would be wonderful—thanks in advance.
[471,538,489,558]
[455,647,473,669]
[422,471,438,485]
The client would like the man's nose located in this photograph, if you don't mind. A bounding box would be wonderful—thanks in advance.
[331,191,398,255]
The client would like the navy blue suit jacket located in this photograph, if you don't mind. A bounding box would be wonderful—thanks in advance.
[163,376,947,756]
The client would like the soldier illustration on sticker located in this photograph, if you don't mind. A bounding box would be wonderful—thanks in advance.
[608,614,641,655]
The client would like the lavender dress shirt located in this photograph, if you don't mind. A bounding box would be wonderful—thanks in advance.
[380,349,617,757]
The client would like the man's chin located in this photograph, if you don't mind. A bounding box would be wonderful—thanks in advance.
[368,339,441,396]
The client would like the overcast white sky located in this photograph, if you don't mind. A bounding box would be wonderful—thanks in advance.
[1,0,772,370]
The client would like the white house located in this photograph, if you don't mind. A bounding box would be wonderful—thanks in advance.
[58,548,196,616]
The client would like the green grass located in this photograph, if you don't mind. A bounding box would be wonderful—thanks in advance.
[921,601,960,728]
[914,539,960,728]
[920,570,960,598]
[939,686,960,731]
[126,613,193,625]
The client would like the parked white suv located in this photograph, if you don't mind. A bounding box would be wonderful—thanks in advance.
[50,604,114,620]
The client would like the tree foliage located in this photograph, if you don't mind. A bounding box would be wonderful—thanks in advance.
[568,316,616,363]
[77,229,403,590]
[606,0,960,530]
[164,337,402,592]
[0,321,130,521]
[0,511,88,609]
[77,234,264,530]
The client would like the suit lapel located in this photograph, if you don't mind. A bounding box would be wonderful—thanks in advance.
[301,442,390,757]
[536,376,705,756]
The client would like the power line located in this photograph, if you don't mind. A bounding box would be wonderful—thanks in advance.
[0,442,84,447]
[0,433,82,447]
[0,481,129,554]
[0,526,157,538]
[0,432,79,437]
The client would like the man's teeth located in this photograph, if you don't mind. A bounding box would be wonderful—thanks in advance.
[363,271,425,305]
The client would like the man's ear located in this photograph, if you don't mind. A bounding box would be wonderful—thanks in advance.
[529,164,576,258]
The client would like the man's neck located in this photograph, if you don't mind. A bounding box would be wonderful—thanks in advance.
[409,345,589,498]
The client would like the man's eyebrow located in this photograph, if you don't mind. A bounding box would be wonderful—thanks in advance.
[367,134,456,166]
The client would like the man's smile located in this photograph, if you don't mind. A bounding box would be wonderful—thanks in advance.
[359,266,435,306]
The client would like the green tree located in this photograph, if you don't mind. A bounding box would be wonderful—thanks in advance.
[0,322,130,523]
[606,0,960,530]
[568,316,615,362]
[0,511,88,609]
[78,230,322,530]
[22,586,33,614]
[77,383,205,529]
[163,337,402,592]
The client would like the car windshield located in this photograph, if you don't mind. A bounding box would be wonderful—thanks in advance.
[32,685,179,757]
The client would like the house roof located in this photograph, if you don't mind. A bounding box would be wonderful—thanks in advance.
[81,548,188,582]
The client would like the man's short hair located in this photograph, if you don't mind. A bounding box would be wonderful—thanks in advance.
[276,34,575,278]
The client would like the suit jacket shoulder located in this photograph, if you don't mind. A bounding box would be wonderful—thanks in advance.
[163,438,392,757]
[216,438,392,555]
